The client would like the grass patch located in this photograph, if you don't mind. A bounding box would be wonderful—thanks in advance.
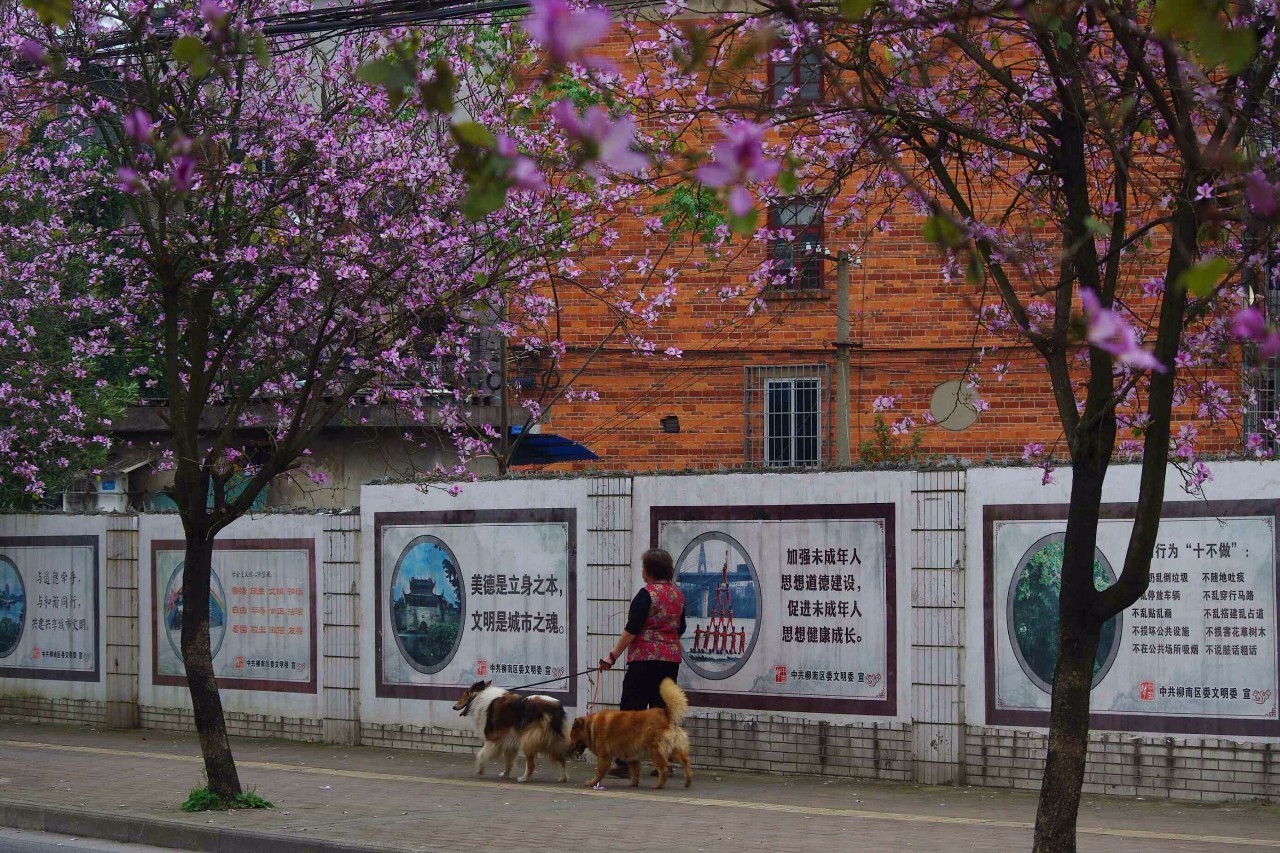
[181,786,274,812]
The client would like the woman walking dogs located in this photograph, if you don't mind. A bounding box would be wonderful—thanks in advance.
[598,547,687,778]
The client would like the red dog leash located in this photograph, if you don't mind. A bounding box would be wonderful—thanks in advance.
[586,669,603,713]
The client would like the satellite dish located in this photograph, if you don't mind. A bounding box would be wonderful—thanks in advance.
[930,379,980,431]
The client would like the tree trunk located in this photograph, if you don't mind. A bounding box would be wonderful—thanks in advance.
[180,531,242,800]
[1033,444,1107,852]
[1032,604,1101,852]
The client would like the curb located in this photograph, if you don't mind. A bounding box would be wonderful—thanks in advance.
[0,799,407,853]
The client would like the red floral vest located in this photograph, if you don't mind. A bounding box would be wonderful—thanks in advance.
[628,581,685,664]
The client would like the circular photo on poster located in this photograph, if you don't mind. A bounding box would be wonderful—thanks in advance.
[390,535,465,675]
[1006,533,1122,694]
[163,563,228,662]
[675,531,761,680]
[0,555,26,659]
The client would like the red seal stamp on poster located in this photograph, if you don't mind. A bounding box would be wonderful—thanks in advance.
[773,665,787,683]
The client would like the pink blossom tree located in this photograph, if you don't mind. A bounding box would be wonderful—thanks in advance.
[619,0,1280,848]
[2,0,669,801]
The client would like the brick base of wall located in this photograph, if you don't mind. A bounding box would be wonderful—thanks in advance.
[362,716,913,782]
[0,696,106,726]
[966,726,1280,803]
[360,721,478,754]
[9,697,1277,803]
[139,705,324,742]
[685,713,913,780]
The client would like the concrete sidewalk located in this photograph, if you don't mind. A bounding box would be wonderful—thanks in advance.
[0,722,1278,852]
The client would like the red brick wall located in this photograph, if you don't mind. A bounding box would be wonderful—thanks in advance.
[524,26,1245,472]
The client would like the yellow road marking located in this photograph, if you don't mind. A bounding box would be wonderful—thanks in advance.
[2,739,1277,848]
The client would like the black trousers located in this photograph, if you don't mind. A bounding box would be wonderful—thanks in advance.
[619,659,680,711]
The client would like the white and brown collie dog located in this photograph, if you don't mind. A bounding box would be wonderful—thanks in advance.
[452,680,572,783]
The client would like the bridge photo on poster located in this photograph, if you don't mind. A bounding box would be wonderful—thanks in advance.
[677,531,761,680]
[653,503,897,716]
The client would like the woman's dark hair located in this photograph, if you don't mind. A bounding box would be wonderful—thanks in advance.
[642,548,675,581]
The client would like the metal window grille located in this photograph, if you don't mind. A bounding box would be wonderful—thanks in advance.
[770,46,823,104]
[768,200,825,292]
[1243,89,1280,451]
[1243,268,1280,451]
[744,365,830,467]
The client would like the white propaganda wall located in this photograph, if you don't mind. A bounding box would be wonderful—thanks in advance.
[139,514,322,719]
[970,464,1280,737]
[361,481,588,728]
[0,514,105,700]
[634,472,912,719]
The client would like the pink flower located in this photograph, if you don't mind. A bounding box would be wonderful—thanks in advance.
[696,121,780,217]
[1245,170,1279,219]
[200,0,229,28]
[1233,305,1268,339]
[1195,182,1215,201]
[123,108,152,145]
[522,0,612,67]
[17,39,46,66]
[116,167,141,194]
[1080,288,1166,372]
[496,135,546,191]
[1021,442,1044,462]
[1187,461,1213,492]
[169,155,197,192]
[1246,433,1266,456]
[871,394,897,412]
[1231,306,1280,358]
[550,101,648,176]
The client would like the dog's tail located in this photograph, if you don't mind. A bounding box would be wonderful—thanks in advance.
[659,678,689,726]
[516,697,570,740]
[551,704,570,740]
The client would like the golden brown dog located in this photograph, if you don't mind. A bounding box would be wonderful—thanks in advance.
[569,677,692,789]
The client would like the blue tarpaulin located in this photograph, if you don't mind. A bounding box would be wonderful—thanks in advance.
[508,429,599,466]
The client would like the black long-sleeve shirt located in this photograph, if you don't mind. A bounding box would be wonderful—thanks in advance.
[625,587,687,637]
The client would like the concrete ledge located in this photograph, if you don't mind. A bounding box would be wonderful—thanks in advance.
[0,800,404,853]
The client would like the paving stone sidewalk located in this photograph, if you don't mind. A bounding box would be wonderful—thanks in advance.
[0,721,1278,852]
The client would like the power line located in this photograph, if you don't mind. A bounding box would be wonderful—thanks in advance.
[92,0,650,56]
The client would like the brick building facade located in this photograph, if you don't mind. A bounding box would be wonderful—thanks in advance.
[546,213,1068,470]
[527,26,1250,471]
[454,8,1279,476]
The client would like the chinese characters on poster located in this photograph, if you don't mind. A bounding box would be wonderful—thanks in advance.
[988,504,1278,733]
[376,510,576,702]
[153,541,314,690]
[654,504,896,715]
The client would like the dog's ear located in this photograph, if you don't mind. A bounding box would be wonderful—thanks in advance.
[469,679,489,692]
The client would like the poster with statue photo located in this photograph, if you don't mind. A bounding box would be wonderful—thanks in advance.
[652,504,897,716]
[375,509,578,703]
[985,501,1279,736]
[151,539,316,693]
